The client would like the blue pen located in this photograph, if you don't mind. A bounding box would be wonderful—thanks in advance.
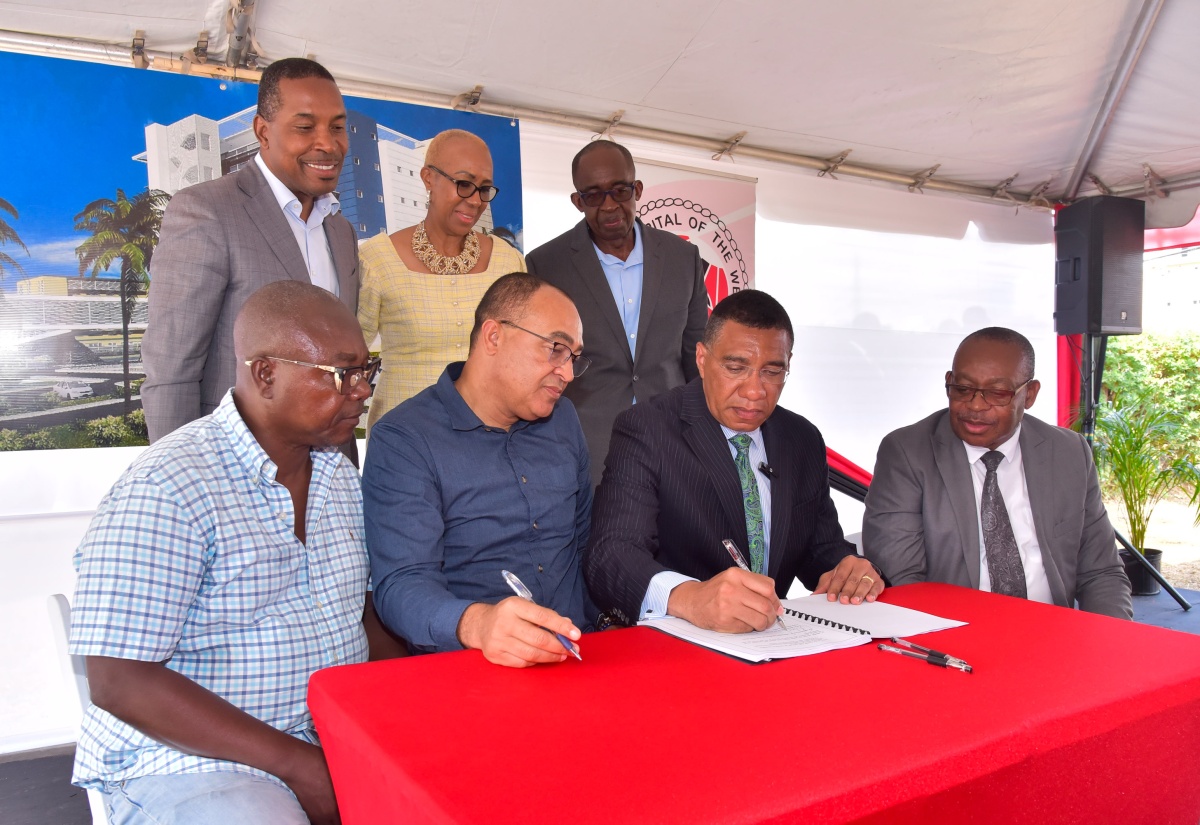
[501,570,582,661]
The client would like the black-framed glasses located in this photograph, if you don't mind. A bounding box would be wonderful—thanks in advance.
[945,378,1033,407]
[500,320,591,377]
[575,183,638,208]
[246,355,382,395]
[427,164,499,202]
[716,361,789,385]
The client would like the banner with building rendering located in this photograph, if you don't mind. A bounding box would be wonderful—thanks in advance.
[635,159,756,310]
[0,49,523,450]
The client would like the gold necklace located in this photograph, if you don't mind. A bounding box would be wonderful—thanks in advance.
[411,221,481,275]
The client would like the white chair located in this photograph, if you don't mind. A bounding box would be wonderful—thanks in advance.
[46,594,109,825]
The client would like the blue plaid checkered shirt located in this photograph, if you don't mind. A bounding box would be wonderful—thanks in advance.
[70,391,370,790]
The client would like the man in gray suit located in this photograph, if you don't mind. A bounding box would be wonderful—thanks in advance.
[142,57,359,449]
[863,327,1131,619]
[526,141,709,485]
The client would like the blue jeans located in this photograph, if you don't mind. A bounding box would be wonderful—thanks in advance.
[102,772,309,824]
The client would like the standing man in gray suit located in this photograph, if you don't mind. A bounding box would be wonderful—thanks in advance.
[142,57,359,452]
[863,327,1131,619]
[526,141,709,485]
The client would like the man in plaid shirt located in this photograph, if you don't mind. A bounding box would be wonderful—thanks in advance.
[70,282,402,824]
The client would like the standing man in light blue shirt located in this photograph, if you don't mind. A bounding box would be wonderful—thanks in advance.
[142,58,360,460]
[526,140,709,485]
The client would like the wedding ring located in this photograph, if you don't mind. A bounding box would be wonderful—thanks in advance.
[860,575,875,586]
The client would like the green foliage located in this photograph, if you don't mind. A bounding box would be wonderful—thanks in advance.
[1093,393,1200,552]
[127,408,148,439]
[0,195,30,280]
[1104,332,1200,448]
[0,414,150,451]
[85,415,135,447]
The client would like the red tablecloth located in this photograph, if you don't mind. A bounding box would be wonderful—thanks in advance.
[309,583,1200,824]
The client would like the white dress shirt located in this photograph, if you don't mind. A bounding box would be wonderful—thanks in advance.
[254,153,341,297]
[961,423,1053,604]
[640,426,773,619]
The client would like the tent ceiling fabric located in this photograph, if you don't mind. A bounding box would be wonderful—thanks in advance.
[2,0,1198,227]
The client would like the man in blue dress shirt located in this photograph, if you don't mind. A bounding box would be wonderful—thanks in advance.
[364,273,596,667]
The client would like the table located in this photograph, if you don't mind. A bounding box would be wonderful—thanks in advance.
[309,583,1200,824]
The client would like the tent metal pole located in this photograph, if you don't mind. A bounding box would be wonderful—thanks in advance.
[1108,171,1200,199]
[1062,0,1167,200]
[5,26,1193,211]
[0,27,1050,208]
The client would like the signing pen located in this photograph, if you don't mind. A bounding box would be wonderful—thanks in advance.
[721,539,786,630]
[890,637,972,671]
[877,643,973,673]
[501,569,582,660]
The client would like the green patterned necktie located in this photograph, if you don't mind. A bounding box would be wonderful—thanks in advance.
[729,434,766,574]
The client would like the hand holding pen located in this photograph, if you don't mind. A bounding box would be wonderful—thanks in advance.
[721,539,786,630]
[502,570,582,661]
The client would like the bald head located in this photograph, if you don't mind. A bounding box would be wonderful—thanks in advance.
[235,281,358,363]
[424,129,491,170]
[234,282,371,452]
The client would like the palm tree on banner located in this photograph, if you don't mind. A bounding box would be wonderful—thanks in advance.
[0,196,30,282]
[74,188,170,415]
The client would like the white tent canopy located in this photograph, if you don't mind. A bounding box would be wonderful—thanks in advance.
[2,0,1199,227]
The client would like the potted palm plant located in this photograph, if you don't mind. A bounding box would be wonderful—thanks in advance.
[1092,394,1200,595]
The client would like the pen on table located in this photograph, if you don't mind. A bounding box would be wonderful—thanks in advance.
[720,539,786,630]
[501,569,582,661]
[877,642,973,673]
[889,637,973,671]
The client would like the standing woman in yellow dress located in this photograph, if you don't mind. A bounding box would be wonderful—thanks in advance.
[358,128,525,432]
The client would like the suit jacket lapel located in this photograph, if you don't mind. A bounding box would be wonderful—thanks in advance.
[1019,421,1068,604]
[239,161,311,283]
[633,219,660,371]
[762,416,793,581]
[933,413,983,588]
[680,381,747,546]
[569,220,634,366]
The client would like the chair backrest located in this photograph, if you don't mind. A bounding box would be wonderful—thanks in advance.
[46,594,90,719]
[46,594,110,824]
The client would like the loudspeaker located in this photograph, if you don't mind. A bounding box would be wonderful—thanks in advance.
[1054,195,1144,335]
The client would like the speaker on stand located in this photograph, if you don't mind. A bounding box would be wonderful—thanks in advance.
[1054,195,1188,609]
[1054,195,1145,442]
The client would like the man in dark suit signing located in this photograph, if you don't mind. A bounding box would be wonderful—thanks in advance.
[525,140,709,486]
[142,57,359,449]
[586,289,880,631]
[862,327,1131,619]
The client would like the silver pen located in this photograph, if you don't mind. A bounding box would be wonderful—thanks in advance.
[721,539,786,630]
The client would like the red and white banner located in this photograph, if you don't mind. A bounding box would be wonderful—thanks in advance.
[635,160,756,311]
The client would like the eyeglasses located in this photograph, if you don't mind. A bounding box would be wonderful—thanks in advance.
[500,320,591,377]
[945,378,1033,407]
[246,355,382,395]
[426,165,499,202]
[575,183,638,208]
[716,362,789,385]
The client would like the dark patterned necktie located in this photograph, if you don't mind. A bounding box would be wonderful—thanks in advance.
[729,434,765,573]
[980,450,1027,598]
